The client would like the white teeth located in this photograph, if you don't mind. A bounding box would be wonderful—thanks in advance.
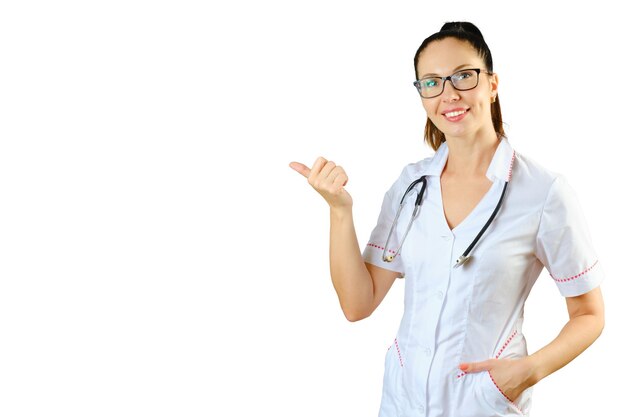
[444,110,466,118]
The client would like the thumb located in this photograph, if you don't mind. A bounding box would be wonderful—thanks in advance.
[289,161,311,178]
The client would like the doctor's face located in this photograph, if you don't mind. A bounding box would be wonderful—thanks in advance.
[416,37,498,141]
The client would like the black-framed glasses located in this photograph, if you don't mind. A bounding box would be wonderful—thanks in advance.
[413,68,492,99]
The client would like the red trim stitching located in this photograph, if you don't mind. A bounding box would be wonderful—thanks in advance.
[506,150,516,182]
[496,329,518,359]
[394,338,404,367]
[491,329,525,414]
[488,371,512,401]
[367,243,396,254]
[457,329,518,379]
[550,260,599,283]
[488,371,524,414]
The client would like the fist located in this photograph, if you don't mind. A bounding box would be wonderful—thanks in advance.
[289,157,352,209]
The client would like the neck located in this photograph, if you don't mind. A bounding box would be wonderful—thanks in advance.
[442,131,500,178]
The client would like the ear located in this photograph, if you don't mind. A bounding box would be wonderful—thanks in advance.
[489,72,499,101]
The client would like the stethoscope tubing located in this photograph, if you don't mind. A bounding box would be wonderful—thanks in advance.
[384,176,427,261]
[456,180,508,266]
[382,175,509,267]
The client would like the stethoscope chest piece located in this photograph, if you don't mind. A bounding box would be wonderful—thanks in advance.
[382,176,427,263]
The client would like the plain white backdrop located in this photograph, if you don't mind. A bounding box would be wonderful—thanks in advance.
[0,1,623,416]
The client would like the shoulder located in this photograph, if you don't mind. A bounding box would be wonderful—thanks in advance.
[383,154,435,198]
[513,149,559,184]
[512,147,574,203]
[514,151,565,189]
[401,154,436,180]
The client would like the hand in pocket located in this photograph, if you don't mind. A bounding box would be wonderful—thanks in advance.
[459,357,536,402]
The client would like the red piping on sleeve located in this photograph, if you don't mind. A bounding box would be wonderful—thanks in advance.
[550,260,598,283]
[367,243,396,254]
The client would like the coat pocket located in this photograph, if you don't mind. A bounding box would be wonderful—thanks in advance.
[474,370,525,416]
[388,337,404,367]
[380,337,408,412]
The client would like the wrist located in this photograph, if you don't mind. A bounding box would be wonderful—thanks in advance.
[330,206,352,220]
[524,354,544,385]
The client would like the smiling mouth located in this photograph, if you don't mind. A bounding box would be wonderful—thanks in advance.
[443,109,469,118]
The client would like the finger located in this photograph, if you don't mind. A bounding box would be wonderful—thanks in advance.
[335,165,348,186]
[289,161,311,178]
[327,167,341,185]
[318,160,336,180]
[459,359,495,373]
[332,172,348,189]
[309,156,328,179]
[326,165,345,183]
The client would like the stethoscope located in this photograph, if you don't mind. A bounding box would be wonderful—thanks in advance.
[382,175,509,268]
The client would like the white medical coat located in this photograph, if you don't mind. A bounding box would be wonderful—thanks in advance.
[362,138,604,417]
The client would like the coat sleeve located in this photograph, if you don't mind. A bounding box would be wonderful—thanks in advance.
[535,174,605,297]
[361,168,407,278]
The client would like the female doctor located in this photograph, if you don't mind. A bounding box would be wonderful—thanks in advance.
[289,22,605,417]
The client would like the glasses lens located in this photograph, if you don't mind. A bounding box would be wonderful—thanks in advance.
[451,69,479,90]
[417,78,441,98]
[416,69,481,98]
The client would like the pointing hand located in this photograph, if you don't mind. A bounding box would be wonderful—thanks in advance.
[289,157,352,209]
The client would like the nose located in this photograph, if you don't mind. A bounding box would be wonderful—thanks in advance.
[440,78,460,102]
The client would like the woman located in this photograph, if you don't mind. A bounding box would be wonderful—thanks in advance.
[289,22,604,417]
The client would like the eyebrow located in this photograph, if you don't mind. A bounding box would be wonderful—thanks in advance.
[420,64,474,79]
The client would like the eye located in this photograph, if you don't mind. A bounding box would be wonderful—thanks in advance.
[454,70,475,80]
[422,78,439,89]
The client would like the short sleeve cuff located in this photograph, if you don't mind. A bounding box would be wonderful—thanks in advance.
[551,260,605,297]
[362,242,405,277]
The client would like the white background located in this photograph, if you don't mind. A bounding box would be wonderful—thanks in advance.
[0,1,623,416]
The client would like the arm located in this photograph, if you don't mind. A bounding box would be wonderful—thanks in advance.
[527,286,605,383]
[460,175,605,400]
[329,208,399,321]
[522,175,606,386]
[290,158,400,322]
[459,286,605,401]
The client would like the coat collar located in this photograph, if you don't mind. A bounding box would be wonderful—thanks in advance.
[422,137,516,182]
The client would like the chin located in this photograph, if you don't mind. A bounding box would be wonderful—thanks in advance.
[442,127,471,139]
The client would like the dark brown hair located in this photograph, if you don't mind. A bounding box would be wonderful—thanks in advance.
[414,22,505,151]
